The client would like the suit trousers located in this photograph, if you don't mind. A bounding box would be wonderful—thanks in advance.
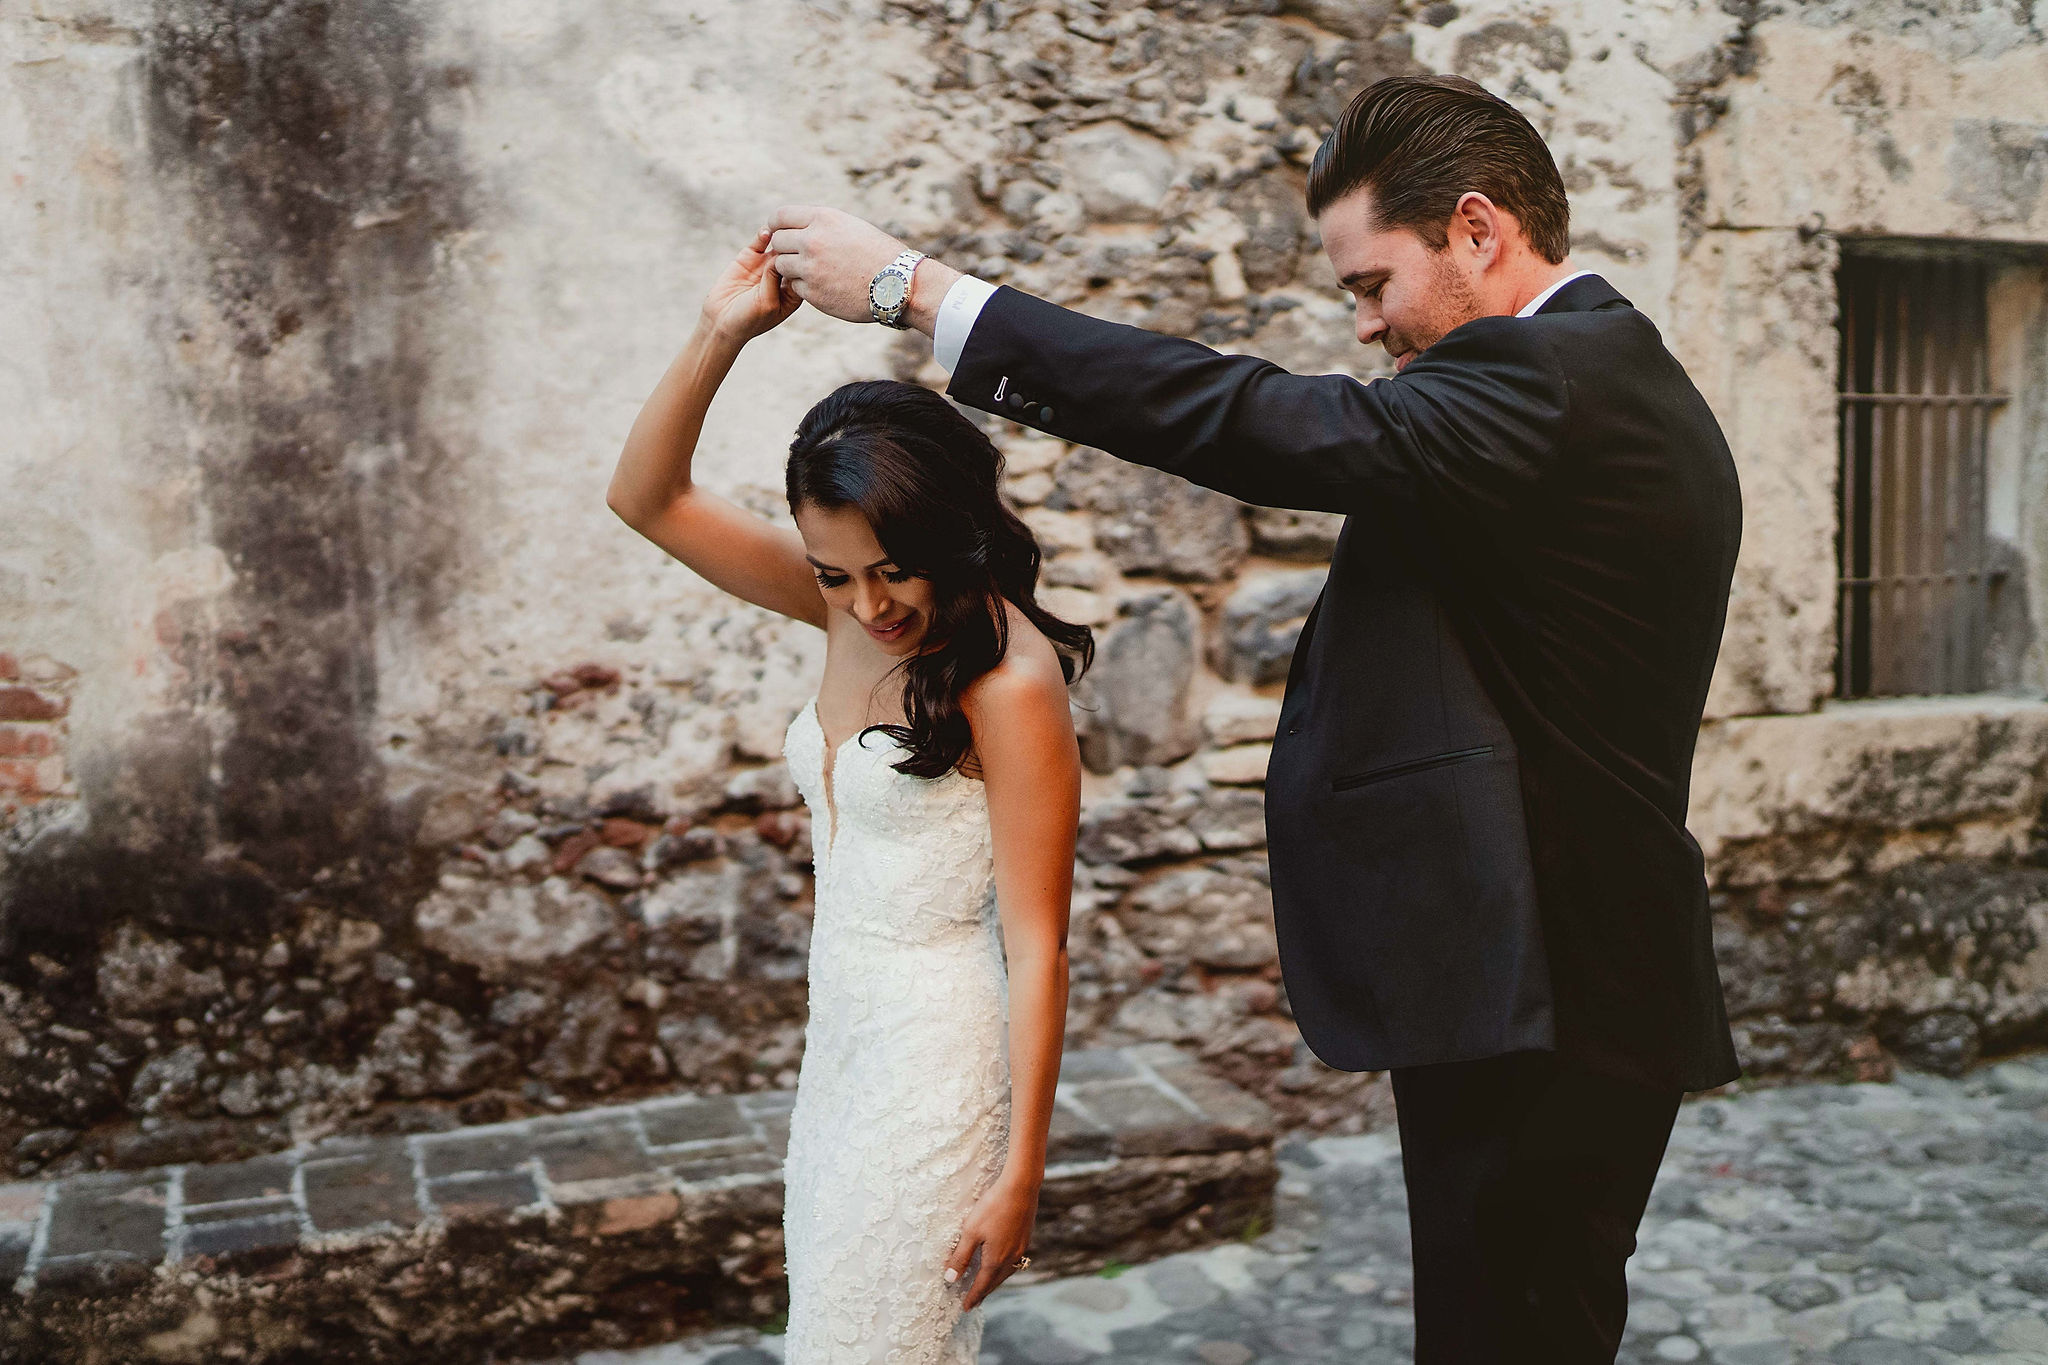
[1390,1050,1682,1363]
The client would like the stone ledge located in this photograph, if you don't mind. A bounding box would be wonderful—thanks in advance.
[1692,695,2048,886]
[0,1045,1275,1363]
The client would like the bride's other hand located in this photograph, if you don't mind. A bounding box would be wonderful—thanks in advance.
[944,1172,1041,1310]
[700,228,801,346]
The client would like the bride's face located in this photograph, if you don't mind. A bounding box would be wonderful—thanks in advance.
[794,502,937,656]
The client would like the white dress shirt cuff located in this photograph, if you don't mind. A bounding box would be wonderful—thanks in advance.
[931,273,1000,374]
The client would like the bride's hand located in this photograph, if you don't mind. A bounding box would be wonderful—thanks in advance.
[944,1173,1041,1311]
[700,229,802,346]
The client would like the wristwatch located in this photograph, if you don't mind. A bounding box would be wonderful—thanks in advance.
[868,249,926,329]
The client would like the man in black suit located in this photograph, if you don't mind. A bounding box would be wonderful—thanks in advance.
[769,73,1742,1363]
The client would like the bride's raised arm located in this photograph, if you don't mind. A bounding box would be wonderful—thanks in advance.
[607,230,828,629]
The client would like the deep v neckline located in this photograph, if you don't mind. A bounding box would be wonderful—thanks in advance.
[802,697,978,860]
[807,696,867,860]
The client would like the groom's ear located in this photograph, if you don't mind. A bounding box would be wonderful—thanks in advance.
[1449,192,1509,265]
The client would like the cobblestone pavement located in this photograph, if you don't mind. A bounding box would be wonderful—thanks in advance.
[562,1053,2048,1365]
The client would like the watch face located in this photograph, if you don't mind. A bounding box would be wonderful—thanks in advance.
[873,274,908,311]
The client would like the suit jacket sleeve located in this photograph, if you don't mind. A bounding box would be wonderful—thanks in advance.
[948,285,1573,518]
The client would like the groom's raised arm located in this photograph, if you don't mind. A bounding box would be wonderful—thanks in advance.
[761,207,1569,520]
[945,284,1571,521]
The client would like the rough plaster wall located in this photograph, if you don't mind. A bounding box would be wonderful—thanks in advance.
[5,0,2048,1176]
[1,17,185,866]
[1676,226,1843,718]
[1680,5,2048,716]
[1990,260,2048,690]
[379,0,968,831]
[0,0,969,1165]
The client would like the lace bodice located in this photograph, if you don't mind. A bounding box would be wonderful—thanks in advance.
[777,695,1012,1363]
[784,695,999,943]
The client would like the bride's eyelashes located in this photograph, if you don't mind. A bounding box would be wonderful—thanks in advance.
[812,567,920,588]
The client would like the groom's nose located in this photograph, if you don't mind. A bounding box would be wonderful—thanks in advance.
[1355,302,1387,348]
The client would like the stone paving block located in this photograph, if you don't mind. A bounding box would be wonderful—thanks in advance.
[1068,1079,1205,1157]
[182,1212,302,1262]
[1046,1098,1114,1162]
[738,1090,797,1117]
[427,1169,541,1224]
[302,1148,421,1233]
[641,1094,752,1149]
[1145,1061,1277,1150]
[183,1196,295,1226]
[0,1227,29,1283]
[182,1153,295,1207]
[1059,1048,1138,1083]
[525,1108,606,1135]
[671,1152,782,1186]
[43,1172,167,1262]
[32,1251,155,1294]
[757,1113,791,1160]
[295,1134,394,1160]
[0,1181,47,1227]
[417,1126,542,1179]
[536,1120,655,1184]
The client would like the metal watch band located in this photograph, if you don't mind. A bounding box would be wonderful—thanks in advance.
[868,249,926,329]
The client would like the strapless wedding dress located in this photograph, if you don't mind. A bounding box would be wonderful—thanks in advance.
[778,695,1012,1363]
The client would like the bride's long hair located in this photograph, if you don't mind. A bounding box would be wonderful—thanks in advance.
[786,380,1093,779]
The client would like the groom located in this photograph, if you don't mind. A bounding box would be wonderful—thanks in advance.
[770,74,1742,1362]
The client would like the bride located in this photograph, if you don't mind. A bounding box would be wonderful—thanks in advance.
[606,228,1092,1362]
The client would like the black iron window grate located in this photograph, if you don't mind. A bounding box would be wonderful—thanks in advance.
[1836,248,2011,698]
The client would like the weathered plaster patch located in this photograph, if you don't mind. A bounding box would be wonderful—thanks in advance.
[1948,118,2048,226]
[1692,696,2048,884]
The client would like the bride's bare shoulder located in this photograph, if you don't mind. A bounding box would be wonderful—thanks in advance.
[960,601,1073,725]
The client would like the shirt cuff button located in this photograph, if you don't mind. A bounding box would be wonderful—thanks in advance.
[1007,392,1026,409]
[1038,406,1055,422]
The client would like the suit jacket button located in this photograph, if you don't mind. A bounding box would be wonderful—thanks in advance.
[1038,405,1055,422]
[1007,392,1027,409]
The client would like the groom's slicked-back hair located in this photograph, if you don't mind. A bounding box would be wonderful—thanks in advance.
[1306,74,1571,265]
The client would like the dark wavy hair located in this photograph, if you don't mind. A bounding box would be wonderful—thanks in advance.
[786,380,1093,779]
[1305,74,1571,264]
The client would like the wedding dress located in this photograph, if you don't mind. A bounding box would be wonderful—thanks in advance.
[778,695,1013,1363]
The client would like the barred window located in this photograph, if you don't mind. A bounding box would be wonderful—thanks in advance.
[1836,245,2012,698]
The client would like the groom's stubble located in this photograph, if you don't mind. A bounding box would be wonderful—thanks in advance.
[1411,245,1487,361]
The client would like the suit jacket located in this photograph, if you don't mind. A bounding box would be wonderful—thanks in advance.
[950,274,1743,1092]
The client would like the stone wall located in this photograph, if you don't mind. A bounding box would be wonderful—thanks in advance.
[4,0,2048,1183]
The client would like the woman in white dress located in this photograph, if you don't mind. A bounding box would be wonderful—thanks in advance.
[606,229,1092,1363]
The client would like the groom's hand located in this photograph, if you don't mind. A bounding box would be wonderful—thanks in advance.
[766,205,960,337]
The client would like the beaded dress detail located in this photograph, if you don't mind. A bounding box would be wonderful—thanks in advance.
[779,695,1011,1364]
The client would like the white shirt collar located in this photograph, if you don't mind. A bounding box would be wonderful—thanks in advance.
[1516,269,1599,318]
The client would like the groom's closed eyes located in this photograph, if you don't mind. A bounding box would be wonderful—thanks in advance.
[1340,268,1391,297]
